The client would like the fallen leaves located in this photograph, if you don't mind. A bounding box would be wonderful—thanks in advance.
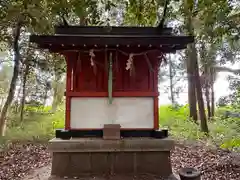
[0,141,239,180]
[0,143,51,180]
[171,143,240,180]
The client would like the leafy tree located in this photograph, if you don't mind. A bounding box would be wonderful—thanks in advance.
[218,75,240,108]
[0,0,118,136]
[197,0,240,118]
[0,0,53,136]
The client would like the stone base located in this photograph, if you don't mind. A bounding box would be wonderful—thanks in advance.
[48,174,179,180]
[48,138,174,179]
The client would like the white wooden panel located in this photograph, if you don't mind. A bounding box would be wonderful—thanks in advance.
[70,98,111,128]
[70,97,154,129]
[114,98,154,128]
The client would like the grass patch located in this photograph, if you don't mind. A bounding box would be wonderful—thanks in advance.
[0,107,65,149]
[159,105,240,151]
[1,104,239,152]
[159,105,206,140]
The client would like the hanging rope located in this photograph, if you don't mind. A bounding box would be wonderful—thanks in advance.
[89,49,95,66]
[79,48,166,76]
[108,52,113,105]
[126,53,134,70]
[89,49,97,75]
[126,53,136,76]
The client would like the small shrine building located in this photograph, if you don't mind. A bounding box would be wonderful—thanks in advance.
[30,25,194,179]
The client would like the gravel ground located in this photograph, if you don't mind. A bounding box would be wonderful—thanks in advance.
[0,142,239,180]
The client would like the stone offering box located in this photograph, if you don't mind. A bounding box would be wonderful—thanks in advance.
[30,25,193,179]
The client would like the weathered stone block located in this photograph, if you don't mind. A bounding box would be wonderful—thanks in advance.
[103,124,121,140]
[136,151,172,177]
[113,152,135,174]
[91,152,111,175]
[68,153,91,176]
[51,153,70,177]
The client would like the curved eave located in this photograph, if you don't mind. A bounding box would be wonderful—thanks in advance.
[30,35,194,53]
[54,26,173,35]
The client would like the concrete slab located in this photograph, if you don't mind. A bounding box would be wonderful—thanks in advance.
[48,137,174,152]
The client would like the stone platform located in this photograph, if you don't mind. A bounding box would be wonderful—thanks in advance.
[48,138,175,179]
[48,174,178,180]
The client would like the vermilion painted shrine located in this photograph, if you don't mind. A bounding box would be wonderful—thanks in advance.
[30,25,194,179]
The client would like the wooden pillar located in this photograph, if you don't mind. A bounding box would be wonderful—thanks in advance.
[153,57,161,130]
[64,53,73,130]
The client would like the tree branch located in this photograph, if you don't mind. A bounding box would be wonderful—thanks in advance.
[214,66,240,74]
[157,0,170,29]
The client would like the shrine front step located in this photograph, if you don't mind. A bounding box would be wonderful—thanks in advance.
[48,138,175,179]
[48,174,179,180]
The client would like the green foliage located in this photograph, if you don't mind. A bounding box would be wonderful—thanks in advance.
[159,105,240,152]
[1,104,239,152]
[24,105,52,113]
[209,117,240,151]
[123,0,158,26]
[0,105,65,148]
[211,107,240,151]
[218,79,240,107]
[160,105,206,140]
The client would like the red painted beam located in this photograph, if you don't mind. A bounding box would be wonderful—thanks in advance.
[66,91,159,97]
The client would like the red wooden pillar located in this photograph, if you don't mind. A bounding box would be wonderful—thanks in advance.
[153,56,161,130]
[153,70,159,130]
[64,53,73,130]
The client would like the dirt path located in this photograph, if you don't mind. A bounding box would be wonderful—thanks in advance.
[22,165,180,180]
[22,168,179,180]
[1,142,239,180]
[22,166,51,180]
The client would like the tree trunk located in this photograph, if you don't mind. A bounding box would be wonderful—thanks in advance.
[183,0,197,122]
[211,83,215,117]
[0,98,4,112]
[20,62,30,122]
[214,66,240,74]
[0,21,22,136]
[169,58,175,105]
[80,14,87,25]
[209,67,215,117]
[205,86,211,119]
[183,0,208,133]
[15,71,23,113]
[188,42,208,133]
[188,43,209,133]
[195,61,209,133]
[185,29,197,121]
[187,65,198,121]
